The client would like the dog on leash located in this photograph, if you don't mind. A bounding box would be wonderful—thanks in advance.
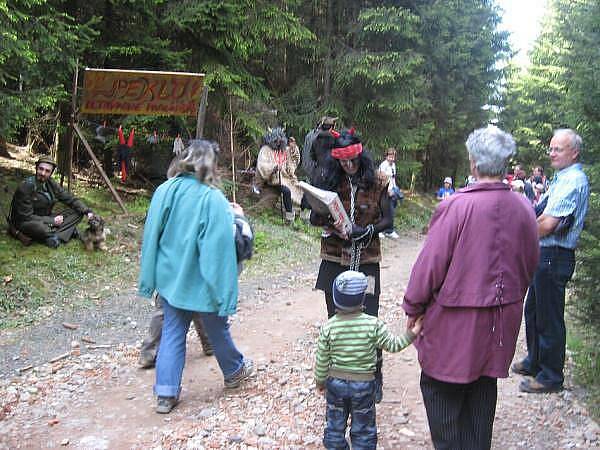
[82,214,108,251]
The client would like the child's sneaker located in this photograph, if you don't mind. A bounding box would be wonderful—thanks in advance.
[224,359,254,389]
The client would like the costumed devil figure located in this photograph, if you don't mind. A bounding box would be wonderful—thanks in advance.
[254,127,304,222]
[309,128,393,403]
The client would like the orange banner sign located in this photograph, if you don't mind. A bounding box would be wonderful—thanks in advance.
[81,68,205,116]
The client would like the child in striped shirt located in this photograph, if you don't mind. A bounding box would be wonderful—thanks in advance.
[315,270,423,450]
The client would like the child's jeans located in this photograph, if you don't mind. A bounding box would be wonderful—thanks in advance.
[323,377,377,450]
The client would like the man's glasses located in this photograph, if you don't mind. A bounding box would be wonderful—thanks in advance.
[547,146,569,154]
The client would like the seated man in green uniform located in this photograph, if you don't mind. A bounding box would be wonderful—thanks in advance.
[8,156,94,248]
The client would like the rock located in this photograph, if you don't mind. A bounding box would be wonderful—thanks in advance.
[584,423,599,442]
[185,436,205,450]
[303,434,320,445]
[398,428,415,437]
[393,416,409,425]
[253,425,266,436]
[257,436,276,447]
[60,438,69,446]
[198,408,216,418]
[227,434,243,443]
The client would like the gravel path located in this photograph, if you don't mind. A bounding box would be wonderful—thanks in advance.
[0,236,598,449]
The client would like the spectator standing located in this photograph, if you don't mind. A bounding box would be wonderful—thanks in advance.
[403,125,539,449]
[513,128,589,394]
[436,177,455,200]
[378,148,403,239]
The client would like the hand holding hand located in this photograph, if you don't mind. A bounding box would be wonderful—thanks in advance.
[411,316,424,335]
[54,215,64,226]
[406,315,417,331]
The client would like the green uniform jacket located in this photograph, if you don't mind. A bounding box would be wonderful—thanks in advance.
[8,176,90,240]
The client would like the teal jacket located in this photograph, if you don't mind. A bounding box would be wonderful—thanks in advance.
[138,174,238,316]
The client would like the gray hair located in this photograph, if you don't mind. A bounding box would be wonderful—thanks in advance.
[553,128,583,154]
[466,125,516,177]
[167,139,219,184]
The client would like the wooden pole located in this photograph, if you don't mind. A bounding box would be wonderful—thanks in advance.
[195,86,209,139]
[66,60,79,191]
[229,96,236,203]
[73,124,127,213]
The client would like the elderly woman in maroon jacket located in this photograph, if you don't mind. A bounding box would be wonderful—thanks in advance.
[402,125,539,450]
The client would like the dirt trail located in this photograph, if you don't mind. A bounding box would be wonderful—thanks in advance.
[1,235,598,449]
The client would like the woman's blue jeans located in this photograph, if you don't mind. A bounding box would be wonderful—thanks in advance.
[154,297,244,398]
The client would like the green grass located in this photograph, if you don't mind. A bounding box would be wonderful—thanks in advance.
[567,324,600,420]
[0,164,148,328]
[394,193,435,231]
[0,159,432,329]
[241,207,321,280]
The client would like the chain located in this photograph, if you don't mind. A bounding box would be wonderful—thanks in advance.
[348,176,363,271]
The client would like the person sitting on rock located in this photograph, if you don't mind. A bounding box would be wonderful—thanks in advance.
[8,156,93,248]
[253,127,304,223]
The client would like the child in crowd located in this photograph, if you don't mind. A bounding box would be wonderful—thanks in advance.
[436,176,454,200]
[315,270,423,450]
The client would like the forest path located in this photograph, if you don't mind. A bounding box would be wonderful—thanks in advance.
[0,235,597,449]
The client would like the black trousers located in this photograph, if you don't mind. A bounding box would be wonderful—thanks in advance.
[279,185,293,212]
[16,208,83,242]
[420,372,497,450]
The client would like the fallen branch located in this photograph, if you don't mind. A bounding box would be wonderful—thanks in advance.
[86,344,113,349]
[17,365,33,373]
[62,322,79,330]
[81,336,96,344]
[49,353,70,364]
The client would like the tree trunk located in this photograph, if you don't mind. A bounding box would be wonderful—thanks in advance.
[0,137,11,158]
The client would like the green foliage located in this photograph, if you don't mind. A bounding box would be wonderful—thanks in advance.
[567,326,600,420]
[394,194,435,232]
[0,0,97,139]
[501,0,600,408]
[1,0,509,191]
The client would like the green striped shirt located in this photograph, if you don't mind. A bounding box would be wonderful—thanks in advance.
[315,311,415,384]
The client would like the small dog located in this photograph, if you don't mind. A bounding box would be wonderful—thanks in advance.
[82,214,108,251]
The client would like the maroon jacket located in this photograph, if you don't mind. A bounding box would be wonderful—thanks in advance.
[402,182,539,383]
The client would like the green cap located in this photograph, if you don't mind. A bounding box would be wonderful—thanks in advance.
[35,155,57,168]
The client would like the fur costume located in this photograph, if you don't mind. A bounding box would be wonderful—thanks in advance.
[255,128,303,206]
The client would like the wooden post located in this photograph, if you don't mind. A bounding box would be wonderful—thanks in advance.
[195,86,209,139]
[73,124,127,213]
[66,60,79,191]
[229,96,236,203]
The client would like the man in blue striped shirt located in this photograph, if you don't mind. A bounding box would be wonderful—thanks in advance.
[513,128,589,394]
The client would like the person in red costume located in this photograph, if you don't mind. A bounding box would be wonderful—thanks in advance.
[117,126,135,182]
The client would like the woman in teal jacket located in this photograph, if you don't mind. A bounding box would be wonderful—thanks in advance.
[138,140,253,414]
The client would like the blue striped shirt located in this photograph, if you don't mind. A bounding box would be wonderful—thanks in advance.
[540,163,589,249]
